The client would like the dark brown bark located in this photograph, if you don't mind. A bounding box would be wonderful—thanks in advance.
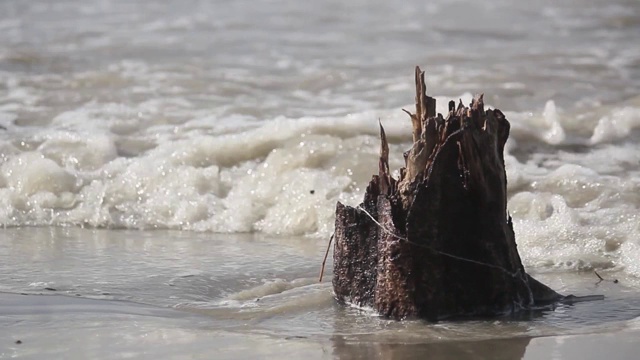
[332,66,564,320]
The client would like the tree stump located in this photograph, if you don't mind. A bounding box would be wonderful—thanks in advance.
[332,67,563,321]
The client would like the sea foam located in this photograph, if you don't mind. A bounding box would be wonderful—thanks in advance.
[1,94,639,280]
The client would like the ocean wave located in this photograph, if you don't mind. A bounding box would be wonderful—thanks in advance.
[1,96,640,278]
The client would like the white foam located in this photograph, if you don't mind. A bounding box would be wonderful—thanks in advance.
[511,193,609,271]
[507,100,566,144]
[2,90,640,282]
[1,152,78,197]
[1,107,406,233]
[590,106,640,144]
[36,131,118,171]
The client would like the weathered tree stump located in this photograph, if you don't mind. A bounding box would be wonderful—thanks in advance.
[332,67,564,320]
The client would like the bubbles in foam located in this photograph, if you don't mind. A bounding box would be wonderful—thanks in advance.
[0,107,398,234]
[531,164,604,207]
[37,132,118,171]
[1,152,77,197]
[510,193,610,272]
[506,149,640,280]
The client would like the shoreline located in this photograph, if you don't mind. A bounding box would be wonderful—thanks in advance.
[2,291,639,359]
[1,227,638,359]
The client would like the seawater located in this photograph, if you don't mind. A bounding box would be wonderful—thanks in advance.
[2,0,640,283]
[2,228,640,359]
[2,1,640,357]
[1,0,640,296]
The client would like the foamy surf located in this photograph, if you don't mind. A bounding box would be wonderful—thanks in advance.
[2,94,640,280]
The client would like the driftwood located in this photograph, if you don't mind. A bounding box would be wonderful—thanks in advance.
[332,67,575,321]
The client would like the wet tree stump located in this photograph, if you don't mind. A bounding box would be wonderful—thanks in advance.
[332,67,563,320]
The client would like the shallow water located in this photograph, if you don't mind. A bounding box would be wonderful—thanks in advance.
[1,0,640,358]
[1,0,640,281]
[1,228,640,358]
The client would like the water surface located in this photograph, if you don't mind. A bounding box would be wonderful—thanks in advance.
[1,0,640,358]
